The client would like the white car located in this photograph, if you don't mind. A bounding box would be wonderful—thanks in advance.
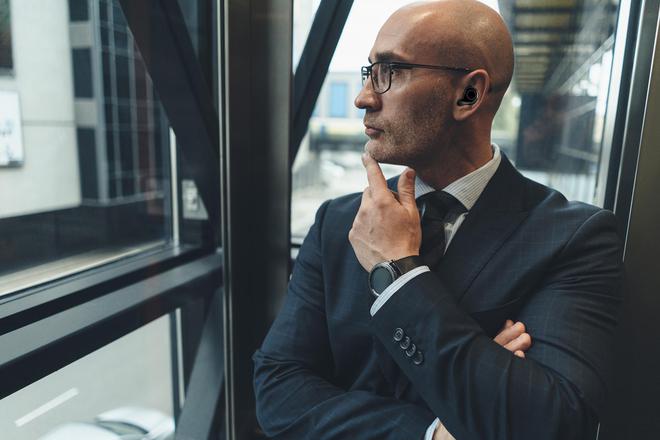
[39,406,174,440]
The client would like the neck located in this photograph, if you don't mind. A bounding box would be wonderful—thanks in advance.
[414,138,493,190]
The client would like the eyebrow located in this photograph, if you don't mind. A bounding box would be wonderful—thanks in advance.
[368,51,406,64]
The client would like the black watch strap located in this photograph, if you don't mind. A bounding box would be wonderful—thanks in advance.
[392,255,425,276]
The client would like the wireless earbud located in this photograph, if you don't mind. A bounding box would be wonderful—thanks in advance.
[458,87,478,106]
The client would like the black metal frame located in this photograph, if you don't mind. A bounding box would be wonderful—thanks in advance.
[291,0,354,164]
[0,245,207,334]
[221,0,293,435]
[118,0,221,245]
[175,287,226,440]
[598,0,660,436]
[0,252,221,399]
[597,0,641,213]
[608,0,659,228]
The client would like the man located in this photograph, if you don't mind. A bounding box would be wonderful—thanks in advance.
[253,1,623,439]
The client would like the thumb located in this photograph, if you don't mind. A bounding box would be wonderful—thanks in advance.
[397,168,416,208]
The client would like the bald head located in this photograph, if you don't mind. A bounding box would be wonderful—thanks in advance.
[379,0,514,112]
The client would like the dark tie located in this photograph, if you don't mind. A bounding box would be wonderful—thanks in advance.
[416,191,467,268]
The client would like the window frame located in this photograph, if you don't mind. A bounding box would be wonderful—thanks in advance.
[0,0,226,438]
[0,248,221,400]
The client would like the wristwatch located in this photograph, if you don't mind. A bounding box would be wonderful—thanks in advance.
[368,255,424,298]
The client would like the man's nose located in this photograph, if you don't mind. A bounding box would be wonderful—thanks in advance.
[354,80,381,111]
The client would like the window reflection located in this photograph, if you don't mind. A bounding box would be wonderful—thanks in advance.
[0,0,172,296]
[506,1,619,203]
[292,0,622,239]
[0,315,175,440]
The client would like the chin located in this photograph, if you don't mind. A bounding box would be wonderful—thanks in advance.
[365,140,408,166]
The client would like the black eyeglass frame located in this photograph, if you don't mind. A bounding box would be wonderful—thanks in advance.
[361,61,474,94]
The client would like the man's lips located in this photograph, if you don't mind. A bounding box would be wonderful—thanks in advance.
[364,124,383,137]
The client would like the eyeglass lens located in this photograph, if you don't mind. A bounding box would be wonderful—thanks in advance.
[362,63,391,93]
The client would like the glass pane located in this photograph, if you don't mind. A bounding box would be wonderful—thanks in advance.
[0,0,174,296]
[72,48,93,98]
[328,82,348,118]
[68,0,89,22]
[291,0,623,239]
[501,0,620,205]
[293,0,322,71]
[0,315,176,440]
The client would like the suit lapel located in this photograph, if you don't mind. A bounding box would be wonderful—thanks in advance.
[437,155,529,304]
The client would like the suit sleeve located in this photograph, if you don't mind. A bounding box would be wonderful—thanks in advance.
[369,209,623,440]
[253,200,435,439]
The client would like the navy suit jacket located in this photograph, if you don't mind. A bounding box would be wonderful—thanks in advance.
[253,154,623,439]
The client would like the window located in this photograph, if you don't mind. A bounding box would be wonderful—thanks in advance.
[68,0,89,22]
[0,0,172,296]
[76,128,98,199]
[329,82,348,117]
[0,315,175,440]
[0,0,12,70]
[72,49,93,98]
[292,0,626,239]
[0,1,222,438]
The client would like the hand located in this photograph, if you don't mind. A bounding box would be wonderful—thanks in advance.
[432,423,456,440]
[493,319,532,359]
[349,153,421,271]
[433,320,532,440]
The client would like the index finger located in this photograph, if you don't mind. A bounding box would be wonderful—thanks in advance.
[362,152,389,193]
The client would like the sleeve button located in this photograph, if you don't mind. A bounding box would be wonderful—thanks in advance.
[393,328,404,342]
[399,336,411,350]
[413,350,424,365]
[405,343,416,357]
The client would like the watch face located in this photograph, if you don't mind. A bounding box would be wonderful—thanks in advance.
[369,265,395,295]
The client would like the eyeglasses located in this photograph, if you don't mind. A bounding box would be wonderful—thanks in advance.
[361,61,473,94]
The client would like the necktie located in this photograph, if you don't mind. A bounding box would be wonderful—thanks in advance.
[416,191,466,268]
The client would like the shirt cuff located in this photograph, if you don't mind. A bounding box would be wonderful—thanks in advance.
[369,265,430,316]
[425,418,440,440]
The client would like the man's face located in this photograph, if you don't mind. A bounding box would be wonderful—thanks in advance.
[355,16,456,168]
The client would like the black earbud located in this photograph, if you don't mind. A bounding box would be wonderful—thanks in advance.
[458,87,478,106]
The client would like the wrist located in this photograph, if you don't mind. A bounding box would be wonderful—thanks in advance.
[391,255,423,274]
[368,255,424,297]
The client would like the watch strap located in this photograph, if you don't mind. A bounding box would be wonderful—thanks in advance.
[392,255,424,276]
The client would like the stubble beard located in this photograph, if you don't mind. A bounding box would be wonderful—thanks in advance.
[366,112,446,171]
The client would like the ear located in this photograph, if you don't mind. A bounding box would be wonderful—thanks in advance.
[452,69,490,121]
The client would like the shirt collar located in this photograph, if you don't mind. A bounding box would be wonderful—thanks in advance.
[414,144,502,211]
